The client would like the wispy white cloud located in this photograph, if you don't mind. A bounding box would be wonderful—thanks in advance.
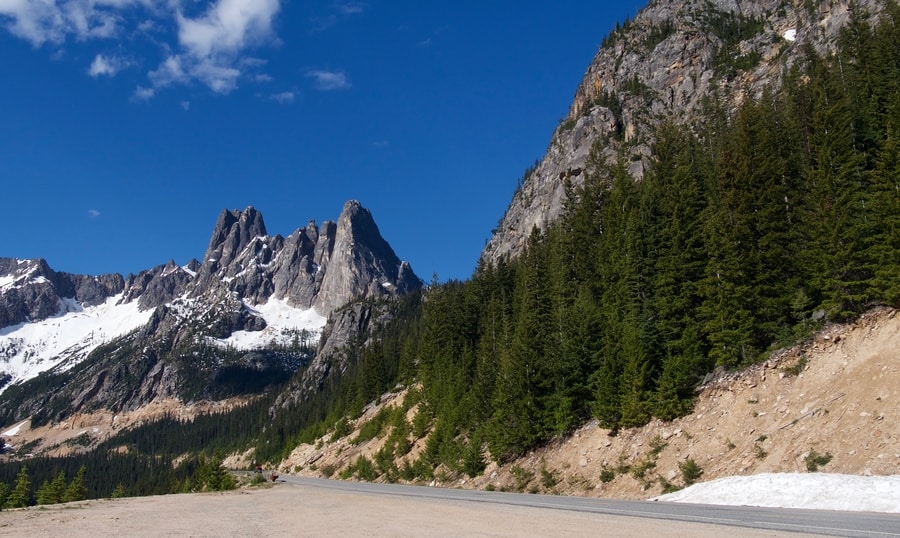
[148,55,188,88]
[333,1,366,16]
[180,100,190,110]
[87,209,101,218]
[310,0,365,32]
[1,0,284,98]
[0,0,152,46]
[306,69,350,91]
[136,0,281,95]
[270,91,294,104]
[176,0,279,60]
[130,85,155,101]
[88,53,130,77]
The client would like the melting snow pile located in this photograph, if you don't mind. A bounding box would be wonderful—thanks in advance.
[655,473,900,513]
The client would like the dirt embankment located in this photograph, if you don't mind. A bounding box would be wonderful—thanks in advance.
[282,307,899,498]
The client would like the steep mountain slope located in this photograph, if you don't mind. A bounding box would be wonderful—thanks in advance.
[0,200,421,425]
[483,0,887,264]
[261,0,900,495]
[278,307,899,498]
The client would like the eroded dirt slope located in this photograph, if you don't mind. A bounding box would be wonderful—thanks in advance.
[282,308,899,498]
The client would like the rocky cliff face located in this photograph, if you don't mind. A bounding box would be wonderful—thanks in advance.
[0,258,124,329]
[0,201,421,424]
[483,0,886,265]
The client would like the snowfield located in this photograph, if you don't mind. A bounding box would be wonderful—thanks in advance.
[207,298,327,350]
[655,473,900,513]
[0,294,153,389]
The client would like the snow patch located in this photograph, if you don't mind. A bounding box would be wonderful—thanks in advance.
[208,297,327,351]
[0,293,154,391]
[1,420,28,437]
[783,28,797,42]
[654,473,900,513]
[0,274,16,290]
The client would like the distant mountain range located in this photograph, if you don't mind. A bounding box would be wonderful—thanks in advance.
[0,200,420,424]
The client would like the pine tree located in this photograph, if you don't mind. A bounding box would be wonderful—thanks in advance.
[7,466,30,508]
[62,465,87,503]
[591,159,652,428]
[36,471,66,505]
[804,51,873,319]
[488,228,547,459]
[869,126,900,305]
[642,124,713,417]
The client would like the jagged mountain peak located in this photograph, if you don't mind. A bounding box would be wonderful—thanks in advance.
[0,200,420,418]
[204,206,268,266]
[313,199,420,313]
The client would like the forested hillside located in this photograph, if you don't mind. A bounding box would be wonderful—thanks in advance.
[261,2,899,480]
[336,2,900,474]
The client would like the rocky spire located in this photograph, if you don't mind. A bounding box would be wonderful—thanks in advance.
[203,207,267,268]
[314,200,420,313]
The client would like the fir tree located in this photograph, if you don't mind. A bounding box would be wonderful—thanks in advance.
[62,465,87,503]
[7,466,30,508]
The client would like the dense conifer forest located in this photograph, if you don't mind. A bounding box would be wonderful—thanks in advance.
[0,2,897,504]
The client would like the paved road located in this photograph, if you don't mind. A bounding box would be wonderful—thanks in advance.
[279,475,900,538]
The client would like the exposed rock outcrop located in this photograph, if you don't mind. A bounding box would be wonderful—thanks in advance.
[0,258,124,329]
[0,201,421,423]
[483,0,887,265]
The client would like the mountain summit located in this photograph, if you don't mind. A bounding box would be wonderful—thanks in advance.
[0,201,420,421]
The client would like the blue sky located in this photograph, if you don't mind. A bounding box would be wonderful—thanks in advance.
[1,1,645,283]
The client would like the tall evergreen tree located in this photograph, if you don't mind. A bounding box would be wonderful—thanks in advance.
[62,465,87,503]
[7,466,30,508]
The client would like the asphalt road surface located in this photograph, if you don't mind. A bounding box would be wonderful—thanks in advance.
[280,475,900,538]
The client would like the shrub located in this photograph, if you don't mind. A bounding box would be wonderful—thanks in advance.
[510,465,534,492]
[805,450,833,472]
[679,459,703,486]
[782,357,808,377]
[599,466,616,483]
[540,465,559,489]
[649,435,668,456]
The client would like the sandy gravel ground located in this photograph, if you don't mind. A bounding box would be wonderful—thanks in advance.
[0,483,828,537]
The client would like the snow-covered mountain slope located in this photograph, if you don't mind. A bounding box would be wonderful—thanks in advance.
[0,201,421,422]
[206,298,327,351]
[0,293,152,388]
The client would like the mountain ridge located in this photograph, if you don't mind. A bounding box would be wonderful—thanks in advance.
[483,0,887,265]
[0,200,421,423]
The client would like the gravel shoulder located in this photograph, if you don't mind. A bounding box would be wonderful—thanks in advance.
[0,482,829,537]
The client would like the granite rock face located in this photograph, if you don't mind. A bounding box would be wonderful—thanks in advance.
[0,201,421,422]
[0,258,124,329]
[188,200,420,314]
[482,0,887,265]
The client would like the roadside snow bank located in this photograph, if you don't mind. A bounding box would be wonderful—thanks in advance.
[655,473,900,513]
